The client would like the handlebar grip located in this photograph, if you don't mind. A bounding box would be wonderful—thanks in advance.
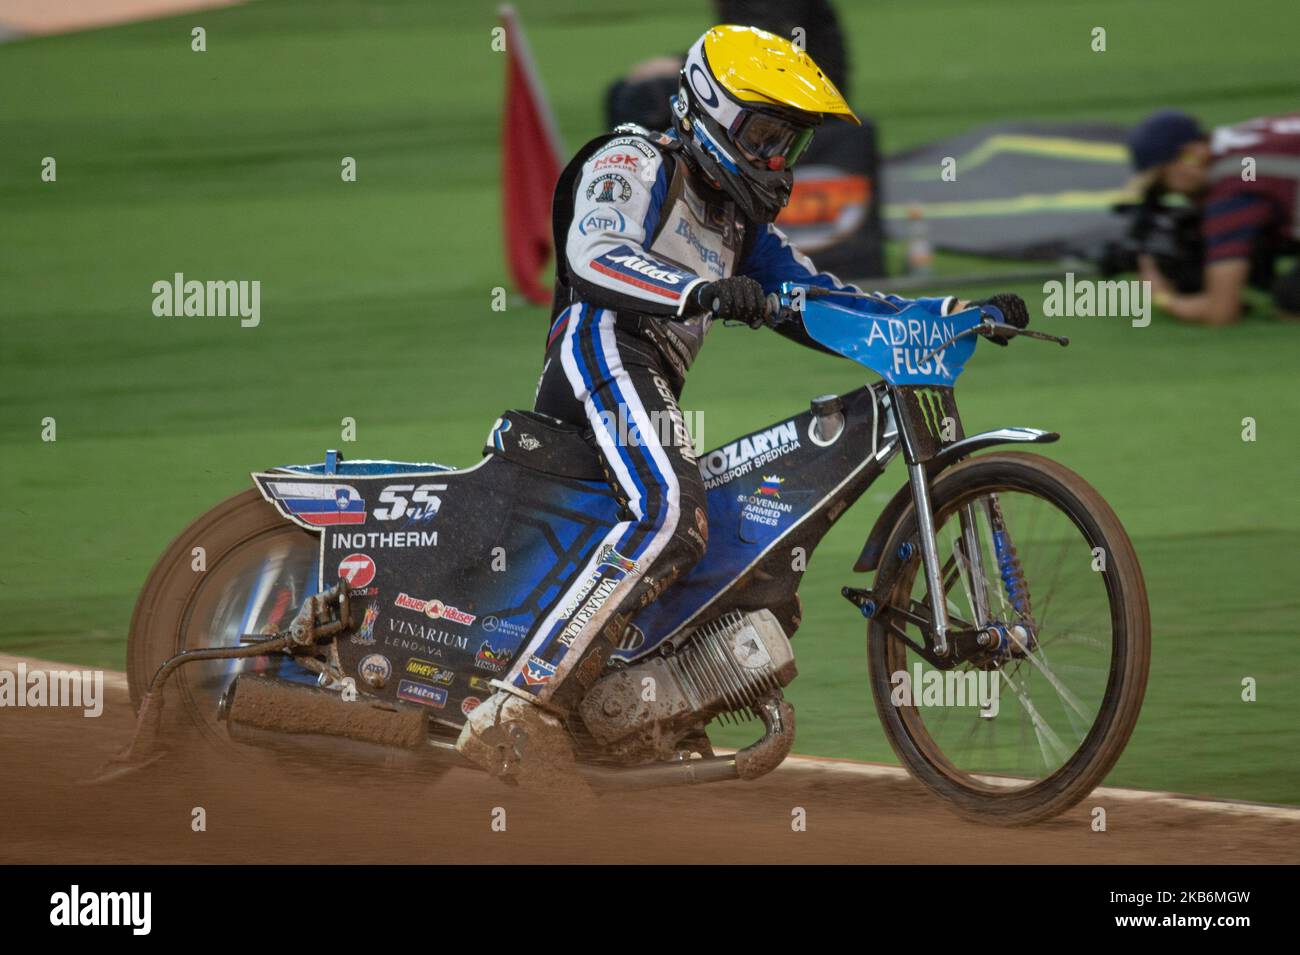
[764,293,782,324]
[763,292,801,327]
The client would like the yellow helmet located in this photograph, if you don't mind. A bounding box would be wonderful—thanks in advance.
[673,25,859,222]
[702,24,859,124]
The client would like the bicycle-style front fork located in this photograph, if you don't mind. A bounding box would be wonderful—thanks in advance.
[887,387,1035,660]
[907,460,953,656]
[909,472,1036,659]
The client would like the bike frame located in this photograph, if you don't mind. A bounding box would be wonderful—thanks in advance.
[777,283,1060,659]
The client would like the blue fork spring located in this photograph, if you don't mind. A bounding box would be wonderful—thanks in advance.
[992,529,1030,617]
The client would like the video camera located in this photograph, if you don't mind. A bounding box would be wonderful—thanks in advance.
[1095,187,1205,293]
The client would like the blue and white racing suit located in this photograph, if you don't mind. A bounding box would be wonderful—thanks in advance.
[508,128,957,709]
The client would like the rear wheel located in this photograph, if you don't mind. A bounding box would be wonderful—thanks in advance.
[128,490,323,753]
[867,452,1149,824]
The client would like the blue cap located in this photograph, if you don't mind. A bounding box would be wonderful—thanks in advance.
[1128,109,1203,171]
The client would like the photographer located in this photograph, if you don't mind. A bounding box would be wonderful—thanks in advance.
[1127,109,1300,325]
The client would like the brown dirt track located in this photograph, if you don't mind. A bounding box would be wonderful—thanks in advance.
[2,672,1297,864]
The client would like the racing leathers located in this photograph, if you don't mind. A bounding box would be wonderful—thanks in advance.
[505,127,958,712]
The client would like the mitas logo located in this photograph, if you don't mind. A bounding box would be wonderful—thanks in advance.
[397,679,447,708]
[393,593,476,626]
[337,553,376,588]
[604,253,685,284]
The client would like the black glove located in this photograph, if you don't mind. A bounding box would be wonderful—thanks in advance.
[972,292,1029,346]
[694,276,767,327]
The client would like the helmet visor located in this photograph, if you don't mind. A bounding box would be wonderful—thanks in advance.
[731,111,815,169]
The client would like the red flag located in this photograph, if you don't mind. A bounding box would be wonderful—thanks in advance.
[500,5,564,305]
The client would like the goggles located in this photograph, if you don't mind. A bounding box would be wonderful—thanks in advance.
[729,110,815,170]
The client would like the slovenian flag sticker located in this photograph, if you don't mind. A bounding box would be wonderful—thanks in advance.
[264,481,366,527]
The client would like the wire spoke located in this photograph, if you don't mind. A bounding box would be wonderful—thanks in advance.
[998,668,1071,769]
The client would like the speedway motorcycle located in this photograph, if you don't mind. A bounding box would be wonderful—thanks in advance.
[119,284,1150,825]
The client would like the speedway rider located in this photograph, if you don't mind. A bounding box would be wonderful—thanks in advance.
[458,25,1027,789]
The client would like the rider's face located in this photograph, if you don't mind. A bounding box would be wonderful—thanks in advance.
[736,142,785,171]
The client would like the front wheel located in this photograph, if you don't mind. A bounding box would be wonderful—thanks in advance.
[867,452,1150,824]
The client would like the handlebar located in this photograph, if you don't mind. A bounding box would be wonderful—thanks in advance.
[704,287,1071,363]
[914,317,1068,366]
[764,293,795,327]
[762,292,1066,350]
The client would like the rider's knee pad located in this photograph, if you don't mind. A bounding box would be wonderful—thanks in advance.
[664,505,708,564]
[683,502,708,559]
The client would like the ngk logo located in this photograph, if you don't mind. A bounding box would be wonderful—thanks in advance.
[337,553,376,588]
[593,152,639,172]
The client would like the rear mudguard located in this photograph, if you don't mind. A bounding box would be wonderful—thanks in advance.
[852,427,1058,572]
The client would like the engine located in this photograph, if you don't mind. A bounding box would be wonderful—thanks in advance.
[579,609,797,759]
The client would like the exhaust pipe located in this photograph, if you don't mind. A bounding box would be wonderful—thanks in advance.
[221,674,458,771]
[578,693,796,791]
[221,676,796,789]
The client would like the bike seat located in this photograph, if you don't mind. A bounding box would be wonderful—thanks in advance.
[486,410,606,481]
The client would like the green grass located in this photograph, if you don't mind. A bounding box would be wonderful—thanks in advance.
[2,0,1298,803]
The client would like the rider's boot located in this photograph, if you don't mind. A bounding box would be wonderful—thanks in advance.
[456,689,593,799]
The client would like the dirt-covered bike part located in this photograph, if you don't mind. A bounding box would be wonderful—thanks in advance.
[127,490,330,748]
[867,452,1150,825]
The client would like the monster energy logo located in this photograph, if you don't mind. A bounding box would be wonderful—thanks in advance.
[914,388,952,442]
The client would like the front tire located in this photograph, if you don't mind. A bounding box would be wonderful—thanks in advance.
[867,452,1150,824]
